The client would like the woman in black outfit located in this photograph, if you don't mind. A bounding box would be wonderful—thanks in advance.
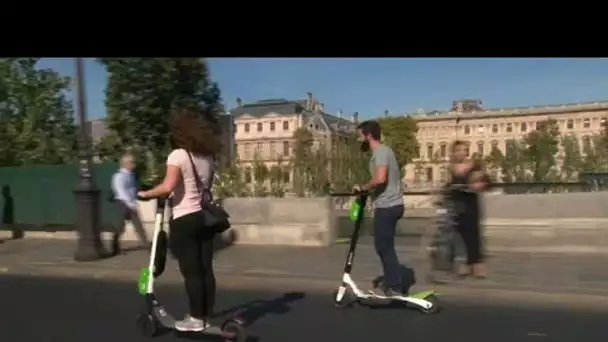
[448,140,489,278]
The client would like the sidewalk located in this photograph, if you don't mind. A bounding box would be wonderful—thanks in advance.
[2,238,608,296]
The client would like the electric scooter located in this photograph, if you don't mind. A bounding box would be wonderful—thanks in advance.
[332,191,440,314]
[135,197,246,341]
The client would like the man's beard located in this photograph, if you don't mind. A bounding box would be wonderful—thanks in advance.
[360,140,370,152]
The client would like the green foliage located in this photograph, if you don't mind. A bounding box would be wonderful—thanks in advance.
[581,134,608,172]
[268,158,287,198]
[521,119,560,181]
[291,128,314,196]
[0,58,77,166]
[328,136,369,193]
[251,154,269,197]
[484,145,505,181]
[213,158,250,198]
[377,116,418,169]
[560,134,583,181]
[501,140,530,182]
[290,127,370,196]
[98,58,223,188]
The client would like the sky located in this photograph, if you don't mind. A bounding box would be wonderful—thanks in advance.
[36,58,608,120]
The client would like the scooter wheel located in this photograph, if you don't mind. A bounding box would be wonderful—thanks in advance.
[222,320,246,342]
[136,313,158,337]
[332,288,355,309]
[419,295,441,314]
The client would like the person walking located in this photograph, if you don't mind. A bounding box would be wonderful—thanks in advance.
[447,140,489,278]
[110,153,149,255]
[137,108,220,332]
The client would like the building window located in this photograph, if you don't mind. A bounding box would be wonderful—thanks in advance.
[283,121,289,130]
[257,122,263,132]
[283,141,290,156]
[477,125,484,134]
[567,119,574,129]
[583,118,590,129]
[477,141,484,156]
[427,144,434,159]
[440,143,447,158]
[269,141,276,157]
[244,123,250,133]
[465,142,470,157]
[270,122,276,131]
[491,140,499,152]
[439,166,447,182]
[256,142,263,156]
[506,123,512,133]
[491,124,498,133]
[601,118,607,128]
[426,167,433,182]
[520,122,527,132]
[464,125,470,135]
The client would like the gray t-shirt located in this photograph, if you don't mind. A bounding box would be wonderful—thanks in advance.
[369,144,403,208]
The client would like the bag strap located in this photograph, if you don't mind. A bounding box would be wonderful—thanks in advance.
[186,151,211,202]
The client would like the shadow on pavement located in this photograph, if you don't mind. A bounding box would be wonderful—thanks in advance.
[177,291,306,341]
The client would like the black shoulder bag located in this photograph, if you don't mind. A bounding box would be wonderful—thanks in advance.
[186,152,231,234]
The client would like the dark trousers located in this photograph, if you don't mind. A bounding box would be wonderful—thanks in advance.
[113,201,148,251]
[373,204,405,290]
[169,211,216,319]
[455,211,483,265]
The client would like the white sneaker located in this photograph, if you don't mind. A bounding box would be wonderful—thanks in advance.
[174,315,210,332]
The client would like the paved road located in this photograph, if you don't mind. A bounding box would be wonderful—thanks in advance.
[1,274,606,342]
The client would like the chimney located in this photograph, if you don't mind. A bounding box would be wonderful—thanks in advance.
[236,97,242,108]
[306,92,313,110]
[337,110,343,118]
[319,103,324,112]
[384,110,389,117]
[352,112,359,124]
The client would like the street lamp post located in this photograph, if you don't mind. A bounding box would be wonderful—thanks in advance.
[73,57,107,261]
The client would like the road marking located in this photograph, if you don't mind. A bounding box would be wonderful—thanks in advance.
[0,267,8,273]
[527,332,547,337]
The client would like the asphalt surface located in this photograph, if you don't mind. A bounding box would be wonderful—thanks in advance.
[1,274,606,342]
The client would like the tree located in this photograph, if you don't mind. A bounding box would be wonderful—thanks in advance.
[582,134,608,172]
[0,58,77,166]
[484,145,505,182]
[501,140,530,182]
[291,128,314,196]
[98,58,223,187]
[251,154,269,197]
[268,156,288,197]
[413,160,425,186]
[378,116,419,170]
[560,134,583,181]
[328,135,369,193]
[521,119,560,181]
[213,158,250,198]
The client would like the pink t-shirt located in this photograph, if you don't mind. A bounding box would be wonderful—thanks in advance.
[166,148,215,219]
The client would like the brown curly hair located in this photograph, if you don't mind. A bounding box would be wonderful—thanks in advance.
[169,108,221,156]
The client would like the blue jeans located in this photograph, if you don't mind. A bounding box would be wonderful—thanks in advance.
[373,205,405,290]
